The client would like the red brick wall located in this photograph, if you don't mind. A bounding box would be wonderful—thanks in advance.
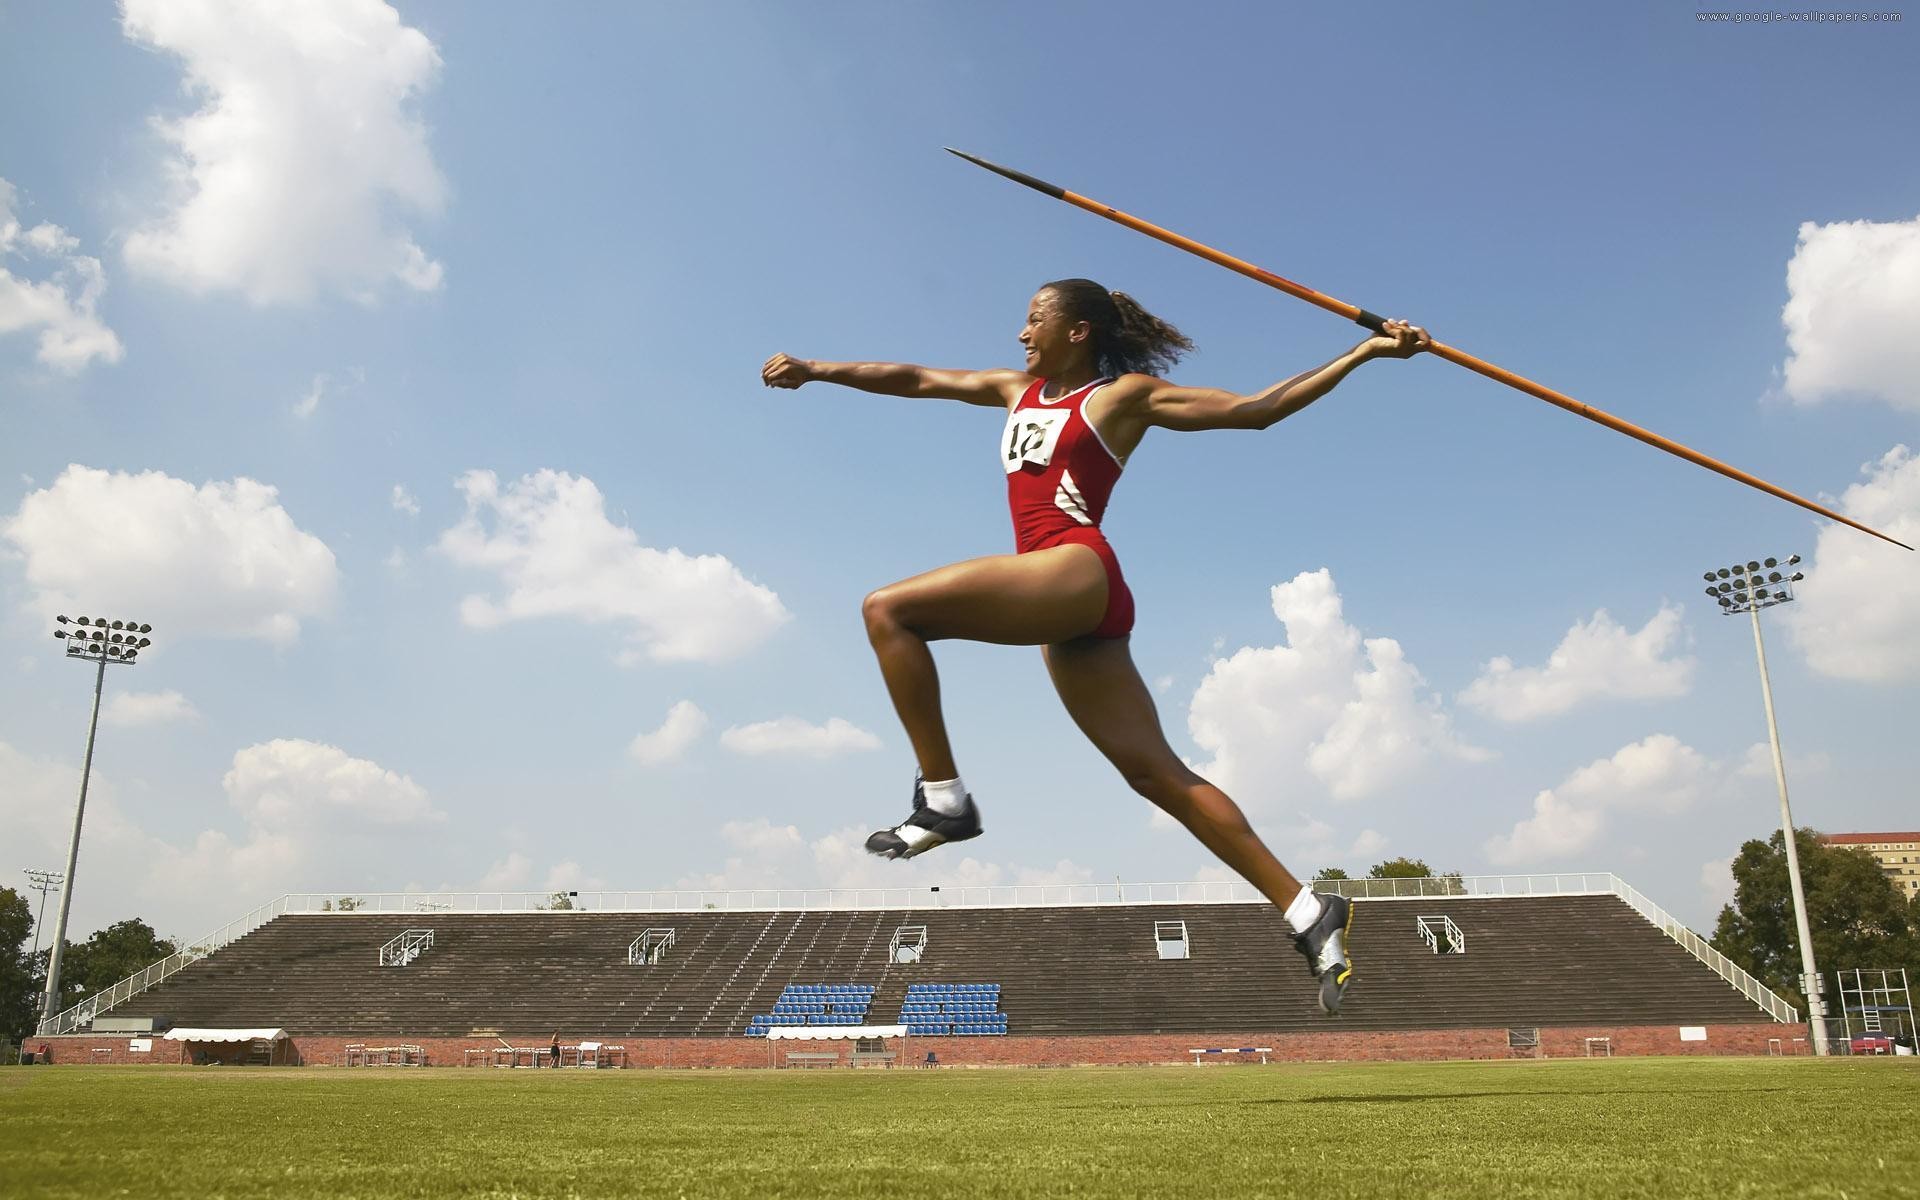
[36,1022,1799,1067]
[30,1036,187,1065]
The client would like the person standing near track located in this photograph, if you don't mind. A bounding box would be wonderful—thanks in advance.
[762,279,1428,1013]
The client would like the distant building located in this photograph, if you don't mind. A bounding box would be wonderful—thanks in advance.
[1823,832,1920,898]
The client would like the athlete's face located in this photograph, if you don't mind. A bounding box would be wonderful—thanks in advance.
[1019,289,1091,376]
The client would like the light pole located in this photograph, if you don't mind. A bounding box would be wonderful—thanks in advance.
[1701,555,1827,1055]
[22,869,64,968]
[38,614,152,1031]
[20,869,61,1062]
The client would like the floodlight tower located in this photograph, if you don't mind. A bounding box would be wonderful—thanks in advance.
[1700,555,1827,1055]
[37,614,153,1030]
[22,868,64,970]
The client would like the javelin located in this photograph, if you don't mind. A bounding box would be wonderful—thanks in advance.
[946,148,1911,552]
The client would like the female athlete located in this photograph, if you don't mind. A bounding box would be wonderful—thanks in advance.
[762,279,1429,1012]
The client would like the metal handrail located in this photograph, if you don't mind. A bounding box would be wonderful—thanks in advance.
[627,928,676,966]
[35,893,294,1036]
[1607,877,1799,1024]
[1416,914,1466,955]
[378,928,435,968]
[38,872,1799,1033]
[171,874,1629,915]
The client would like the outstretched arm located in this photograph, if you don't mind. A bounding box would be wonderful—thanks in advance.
[1113,319,1430,433]
[762,354,1027,409]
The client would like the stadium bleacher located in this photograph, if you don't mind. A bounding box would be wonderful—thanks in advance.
[899,983,1007,1036]
[102,893,1779,1041]
[745,983,875,1036]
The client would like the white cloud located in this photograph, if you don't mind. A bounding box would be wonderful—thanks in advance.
[1782,446,1920,681]
[719,716,881,759]
[390,484,419,516]
[0,736,436,941]
[478,851,534,890]
[542,861,605,893]
[1735,742,1829,781]
[629,700,709,766]
[0,178,124,372]
[292,374,327,419]
[145,740,440,927]
[120,0,446,304]
[1186,569,1487,809]
[223,738,441,829]
[103,689,200,727]
[437,469,788,663]
[678,816,1093,893]
[1459,605,1694,722]
[292,368,361,418]
[1484,734,1710,866]
[1700,855,1737,917]
[1484,790,1606,865]
[1780,215,1920,411]
[1349,829,1388,859]
[469,851,604,897]
[3,465,339,645]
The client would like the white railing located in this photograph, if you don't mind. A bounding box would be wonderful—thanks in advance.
[1315,873,1616,900]
[378,928,435,968]
[1608,876,1799,1024]
[36,893,298,1036]
[627,928,675,966]
[38,872,1800,1033]
[197,874,1630,915]
[888,924,928,965]
[1416,914,1466,955]
[1154,919,1192,961]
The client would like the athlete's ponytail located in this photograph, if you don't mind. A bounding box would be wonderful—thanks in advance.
[1041,278,1195,378]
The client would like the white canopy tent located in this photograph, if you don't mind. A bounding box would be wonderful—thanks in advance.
[764,1024,910,1068]
[162,1027,290,1065]
[162,1027,287,1043]
[765,1025,907,1041]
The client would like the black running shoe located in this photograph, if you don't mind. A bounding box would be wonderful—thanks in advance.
[864,777,983,860]
[1292,892,1354,1015]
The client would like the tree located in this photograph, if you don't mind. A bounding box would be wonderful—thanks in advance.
[545,892,576,911]
[49,919,178,1012]
[1364,857,1467,895]
[1368,857,1433,879]
[0,888,39,1045]
[1712,827,1920,1015]
[1313,867,1350,881]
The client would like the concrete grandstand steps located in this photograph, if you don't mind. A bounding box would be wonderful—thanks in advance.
[116,893,1774,1039]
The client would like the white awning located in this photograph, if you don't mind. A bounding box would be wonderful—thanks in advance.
[765,1025,908,1041]
[161,1027,287,1043]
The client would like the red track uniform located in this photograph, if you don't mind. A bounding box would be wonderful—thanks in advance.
[1001,377,1135,638]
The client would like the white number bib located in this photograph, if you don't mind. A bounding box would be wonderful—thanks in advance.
[1002,407,1069,473]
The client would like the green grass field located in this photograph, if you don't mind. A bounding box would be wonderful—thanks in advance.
[3,1059,1916,1199]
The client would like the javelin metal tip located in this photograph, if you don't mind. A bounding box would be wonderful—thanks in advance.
[944,147,1065,199]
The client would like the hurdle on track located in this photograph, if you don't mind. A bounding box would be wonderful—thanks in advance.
[1189,1047,1272,1065]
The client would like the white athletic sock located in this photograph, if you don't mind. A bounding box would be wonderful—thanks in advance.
[1284,885,1325,934]
[921,776,968,817]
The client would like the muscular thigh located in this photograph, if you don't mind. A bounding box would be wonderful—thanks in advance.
[876,544,1108,646]
[1041,636,1186,777]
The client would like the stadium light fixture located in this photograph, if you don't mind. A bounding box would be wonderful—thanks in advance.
[1697,556,1826,1055]
[38,613,156,1034]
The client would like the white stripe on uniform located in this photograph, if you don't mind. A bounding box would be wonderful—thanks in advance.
[1054,468,1093,525]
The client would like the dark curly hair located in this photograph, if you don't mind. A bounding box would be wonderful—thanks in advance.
[1040,278,1194,379]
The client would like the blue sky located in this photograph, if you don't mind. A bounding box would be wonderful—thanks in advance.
[2,1,1916,945]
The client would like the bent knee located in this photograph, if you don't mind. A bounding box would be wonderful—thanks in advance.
[862,587,901,635]
[1115,756,1194,804]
